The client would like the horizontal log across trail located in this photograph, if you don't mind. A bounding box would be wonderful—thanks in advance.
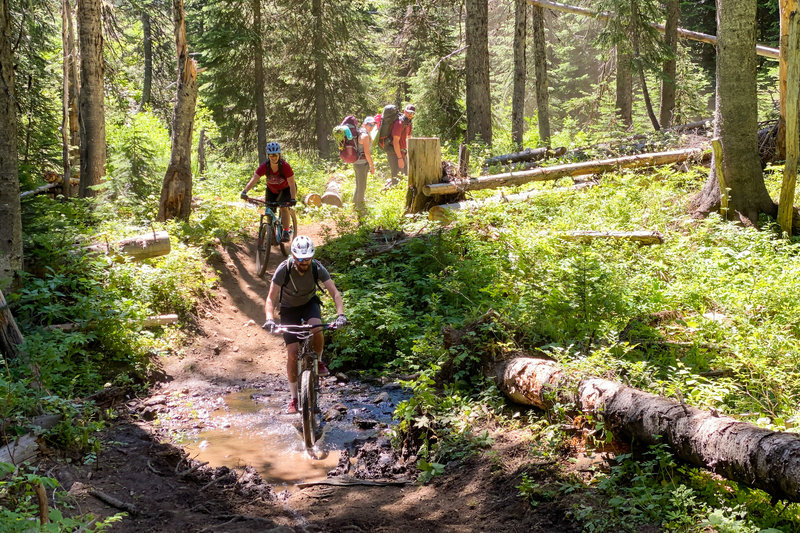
[498,357,800,502]
[424,148,711,196]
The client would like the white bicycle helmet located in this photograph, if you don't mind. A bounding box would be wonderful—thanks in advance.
[291,235,315,259]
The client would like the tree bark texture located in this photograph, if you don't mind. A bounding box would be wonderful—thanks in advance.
[312,0,329,157]
[157,0,197,221]
[425,148,709,196]
[465,0,492,145]
[65,0,79,182]
[778,9,800,235]
[139,10,152,111]
[659,0,679,128]
[512,0,527,150]
[0,0,21,288]
[777,0,798,161]
[77,0,106,198]
[406,137,442,213]
[615,48,632,128]
[0,288,24,361]
[252,0,266,165]
[498,356,800,502]
[691,0,776,225]
[526,0,779,60]
[531,5,550,144]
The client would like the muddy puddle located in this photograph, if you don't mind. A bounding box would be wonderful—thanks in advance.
[182,378,411,491]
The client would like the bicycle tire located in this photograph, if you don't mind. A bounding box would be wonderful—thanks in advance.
[300,369,317,449]
[256,222,272,278]
[278,209,298,257]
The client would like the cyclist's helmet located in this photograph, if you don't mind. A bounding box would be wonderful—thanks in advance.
[266,141,281,155]
[291,235,315,259]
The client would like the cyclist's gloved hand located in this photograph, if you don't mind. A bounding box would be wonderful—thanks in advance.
[333,314,348,329]
[262,319,277,333]
[240,190,248,200]
[289,198,297,206]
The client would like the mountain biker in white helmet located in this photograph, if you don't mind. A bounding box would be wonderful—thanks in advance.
[241,141,297,242]
[262,235,347,414]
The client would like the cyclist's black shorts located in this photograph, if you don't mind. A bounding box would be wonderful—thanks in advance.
[279,297,322,345]
[267,187,292,204]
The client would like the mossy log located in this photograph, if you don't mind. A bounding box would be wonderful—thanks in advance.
[85,231,171,261]
[498,356,800,502]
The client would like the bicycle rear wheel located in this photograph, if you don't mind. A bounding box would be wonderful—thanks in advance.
[255,222,272,278]
[278,209,298,257]
[299,369,318,449]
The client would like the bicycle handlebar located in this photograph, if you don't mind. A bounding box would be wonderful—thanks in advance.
[245,196,296,208]
[272,322,336,336]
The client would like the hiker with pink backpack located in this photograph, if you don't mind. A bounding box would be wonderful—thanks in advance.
[333,115,376,214]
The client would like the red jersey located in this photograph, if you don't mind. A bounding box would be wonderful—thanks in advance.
[390,117,413,151]
[256,159,294,194]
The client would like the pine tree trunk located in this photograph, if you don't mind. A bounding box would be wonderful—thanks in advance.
[0,0,21,287]
[157,0,197,222]
[65,0,79,183]
[465,0,492,144]
[497,356,800,502]
[139,10,152,111]
[531,5,550,145]
[312,0,329,157]
[659,0,679,128]
[77,0,106,198]
[616,48,633,128]
[691,0,776,225]
[778,9,800,234]
[253,0,266,165]
[197,128,206,176]
[511,0,527,150]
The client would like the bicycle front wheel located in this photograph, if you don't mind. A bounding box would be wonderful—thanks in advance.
[256,222,272,278]
[278,209,298,257]
[299,369,318,449]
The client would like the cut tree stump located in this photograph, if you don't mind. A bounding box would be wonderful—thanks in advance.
[85,231,171,261]
[425,148,711,196]
[303,192,322,207]
[321,176,343,207]
[497,356,800,502]
[406,137,442,213]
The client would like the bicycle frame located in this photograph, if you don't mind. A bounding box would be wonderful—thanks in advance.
[245,196,297,277]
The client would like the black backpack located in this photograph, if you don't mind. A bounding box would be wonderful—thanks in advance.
[377,104,398,149]
[279,258,324,302]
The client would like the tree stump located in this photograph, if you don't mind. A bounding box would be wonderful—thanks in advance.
[406,137,442,213]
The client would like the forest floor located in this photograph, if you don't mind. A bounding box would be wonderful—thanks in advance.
[40,220,616,533]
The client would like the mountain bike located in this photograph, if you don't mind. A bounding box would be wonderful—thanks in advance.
[245,196,298,278]
[271,322,337,450]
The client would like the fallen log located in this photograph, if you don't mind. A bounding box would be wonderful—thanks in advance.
[321,176,343,207]
[425,148,711,196]
[45,314,179,332]
[85,231,171,261]
[498,356,800,502]
[0,288,24,361]
[484,146,567,168]
[429,182,597,222]
[558,230,664,245]
[0,415,62,464]
[19,183,59,199]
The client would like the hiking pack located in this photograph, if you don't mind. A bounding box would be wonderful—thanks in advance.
[279,258,324,302]
[377,104,398,149]
[333,115,360,163]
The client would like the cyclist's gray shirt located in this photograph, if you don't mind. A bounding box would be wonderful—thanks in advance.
[272,259,331,308]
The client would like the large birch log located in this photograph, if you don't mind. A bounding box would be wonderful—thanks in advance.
[526,0,779,60]
[85,231,171,261]
[406,137,442,213]
[425,148,711,196]
[498,356,800,502]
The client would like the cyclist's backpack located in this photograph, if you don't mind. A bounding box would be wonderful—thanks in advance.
[279,258,324,302]
[377,104,398,149]
[333,115,360,163]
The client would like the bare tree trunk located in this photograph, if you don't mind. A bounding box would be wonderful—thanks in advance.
[659,0,679,128]
[197,128,206,176]
[252,0,266,165]
[691,0,775,225]
[616,48,633,128]
[511,0,526,150]
[312,0,329,157]
[531,5,550,145]
[465,0,492,145]
[778,0,799,161]
[139,10,152,112]
[778,8,800,234]
[65,0,79,185]
[77,0,106,198]
[498,356,800,503]
[157,0,197,222]
[0,0,21,288]
[61,0,72,196]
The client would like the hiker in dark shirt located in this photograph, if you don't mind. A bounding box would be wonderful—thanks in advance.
[262,235,347,414]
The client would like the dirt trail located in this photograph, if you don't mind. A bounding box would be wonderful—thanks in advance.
[41,221,582,532]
